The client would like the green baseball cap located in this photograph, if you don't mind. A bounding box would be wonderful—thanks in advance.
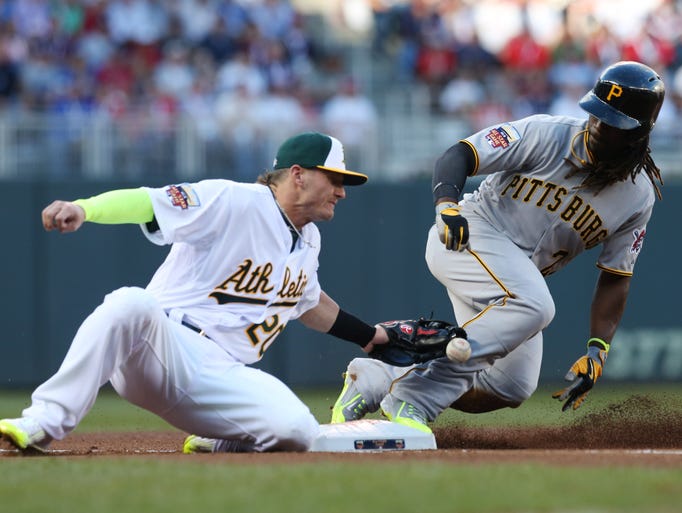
[273,132,368,185]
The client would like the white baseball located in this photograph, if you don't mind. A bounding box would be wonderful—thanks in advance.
[446,337,471,362]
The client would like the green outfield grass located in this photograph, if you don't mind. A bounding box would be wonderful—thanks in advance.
[1,384,681,513]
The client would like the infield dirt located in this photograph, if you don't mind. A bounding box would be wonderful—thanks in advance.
[2,394,681,466]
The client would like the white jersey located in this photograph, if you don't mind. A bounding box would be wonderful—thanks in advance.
[141,180,322,363]
[459,114,654,276]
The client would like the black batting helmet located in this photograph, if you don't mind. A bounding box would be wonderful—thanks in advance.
[579,61,665,131]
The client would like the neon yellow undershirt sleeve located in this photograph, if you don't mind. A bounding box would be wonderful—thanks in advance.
[73,188,154,224]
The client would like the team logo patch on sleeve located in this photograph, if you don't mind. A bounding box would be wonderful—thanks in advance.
[630,228,646,254]
[165,184,200,209]
[485,123,521,149]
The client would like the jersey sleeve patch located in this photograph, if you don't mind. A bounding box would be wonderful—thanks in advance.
[165,184,201,209]
[485,123,521,149]
[629,228,646,254]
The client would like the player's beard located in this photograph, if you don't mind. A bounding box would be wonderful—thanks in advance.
[587,122,648,165]
[566,136,651,195]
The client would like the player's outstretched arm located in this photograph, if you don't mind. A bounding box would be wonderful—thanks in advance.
[299,291,387,352]
[42,200,86,233]
[552,271,630,410]
[42,188,154,234]
[298,291,340,332]
[589,271,630,341]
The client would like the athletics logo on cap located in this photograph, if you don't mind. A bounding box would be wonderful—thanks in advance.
[273,132,368,186]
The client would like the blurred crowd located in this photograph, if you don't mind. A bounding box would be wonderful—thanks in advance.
[367,0,682,131]
[0,0,681,179]
[0,0,382,178]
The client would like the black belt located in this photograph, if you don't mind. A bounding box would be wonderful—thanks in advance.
[181,319,211,339]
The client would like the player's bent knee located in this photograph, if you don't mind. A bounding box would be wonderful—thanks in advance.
[101,287,162,324]
[268,412,319,451]
[347,356,386,375]
[524,293,555,329]
[452,381,536,413]
[506,381,536,407]
[452,390,527,413]
[346,357,397,410]
[497,372,538,408]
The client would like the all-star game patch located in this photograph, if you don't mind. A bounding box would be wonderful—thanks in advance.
[165,184,200,209]
[485,123,521,149]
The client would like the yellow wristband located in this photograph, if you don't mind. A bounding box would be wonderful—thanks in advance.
[587,337,610,353]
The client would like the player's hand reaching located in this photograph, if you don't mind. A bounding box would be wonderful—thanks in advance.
[436,202,469,251]
[42,200,86,233]
[552,342,608,411]
[361,324,389,354]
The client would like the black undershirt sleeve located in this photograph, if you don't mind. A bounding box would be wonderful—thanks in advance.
[432,142,476,205]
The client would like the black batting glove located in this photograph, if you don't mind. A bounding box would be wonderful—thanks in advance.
[552,341,609,411]
[435,202,469,251]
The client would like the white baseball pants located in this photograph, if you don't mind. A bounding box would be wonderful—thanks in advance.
[22,287,319,451]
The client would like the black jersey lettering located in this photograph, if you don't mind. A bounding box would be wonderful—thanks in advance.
[546,186,568,212]
[535,182,556,207]
[560,196,583,221]
[523,178,544,202]
[511,177,529,199]
[497,176,609,246]
[572,204,597,231]
[212,259,308,306]
[586,229,608,249]
[500,175,521,197]
[218,259,275,294]
[276,268,308,299]
[581,215,605,242]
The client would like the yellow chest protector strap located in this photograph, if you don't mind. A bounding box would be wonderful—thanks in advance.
[73,188,154,224]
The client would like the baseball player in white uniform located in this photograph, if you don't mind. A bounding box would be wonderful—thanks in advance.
[0,132,389,453]
[330,61,666,432]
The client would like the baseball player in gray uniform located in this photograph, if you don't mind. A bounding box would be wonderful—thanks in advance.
[331,61,665,433]
[0,132,389,453]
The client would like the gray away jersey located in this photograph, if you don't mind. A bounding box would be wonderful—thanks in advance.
[459,114,654,276]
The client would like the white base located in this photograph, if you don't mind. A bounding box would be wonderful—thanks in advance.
[309,419,437,452]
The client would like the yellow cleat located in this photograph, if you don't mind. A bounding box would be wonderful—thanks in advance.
[0,417,48,451]
[330,372,369,423]
[183,434,218,454]
[380,396,432,434]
